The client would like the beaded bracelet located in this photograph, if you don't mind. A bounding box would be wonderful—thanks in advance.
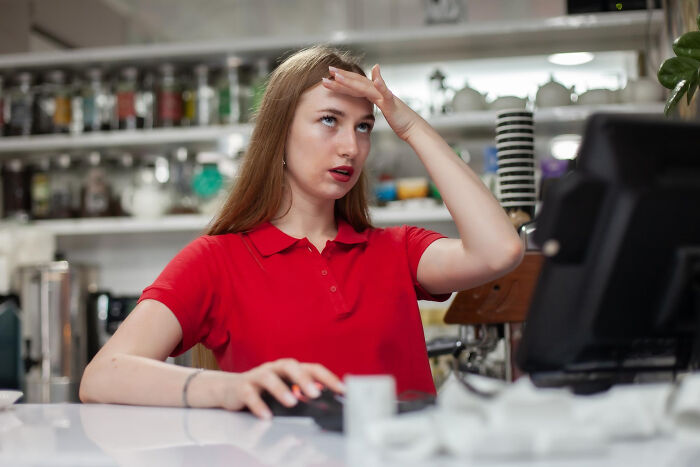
[182,368,204,408]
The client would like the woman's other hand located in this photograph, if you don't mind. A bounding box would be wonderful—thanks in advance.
[323,65,422,141]
[216,359,345,420]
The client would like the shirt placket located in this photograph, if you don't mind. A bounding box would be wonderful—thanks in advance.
[304,240,349,318]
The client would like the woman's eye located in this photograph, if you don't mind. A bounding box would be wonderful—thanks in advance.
[357,122,373,133]
[321,116,336,127]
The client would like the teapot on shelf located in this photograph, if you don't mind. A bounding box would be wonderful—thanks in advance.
[535,75,574,108]
[120,164,172,219]
[451,82,488,112]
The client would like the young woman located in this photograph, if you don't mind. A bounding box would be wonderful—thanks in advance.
[79,47,523,420]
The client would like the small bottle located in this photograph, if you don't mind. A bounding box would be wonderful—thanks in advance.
[116,67,139,130]
[156,63,182,128]
[30,158,51,219]
[69,74,84,135]
[8,72,34,136]
[81,151,112,217]
[50,70,72,134]
[1,159,30,220]
[0,76,5,136]
[218,58,242,124]
[136,71,155,130]
[82,68,114,132]
[49,154,77,219]
[193,65,217,126]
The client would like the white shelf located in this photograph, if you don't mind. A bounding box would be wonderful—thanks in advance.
[0,11,663,70]
[29,206,453,236]
[0,124,252,155]
[374,103,665,133]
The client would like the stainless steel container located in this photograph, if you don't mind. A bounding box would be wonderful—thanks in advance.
[18,261,97,403]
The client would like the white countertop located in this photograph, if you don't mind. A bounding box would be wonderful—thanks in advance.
[1,402,700,466]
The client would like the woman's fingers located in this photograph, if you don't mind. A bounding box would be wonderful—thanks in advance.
[304,363,345,394]
[273,359,322,399]
[371,64,392,99]
[326,67,384,103]
[238,383,273,420]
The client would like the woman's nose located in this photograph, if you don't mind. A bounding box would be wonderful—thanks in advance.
[338,127,359,158]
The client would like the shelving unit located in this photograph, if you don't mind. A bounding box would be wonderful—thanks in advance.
[0,11,663,69]
[31,205,452,236]
[0,124,252,155]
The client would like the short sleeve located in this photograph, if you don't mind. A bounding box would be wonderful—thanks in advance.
[138,236,219,356]
[403,225,452,302]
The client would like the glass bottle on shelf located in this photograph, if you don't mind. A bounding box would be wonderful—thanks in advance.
[30,158,51,219]
[49,153,78,219]
[33,72,53,134]
[250,58,270,117]
[82,68,114,132]
[116,67,139,130]
[218,58,242,125]
[1,159,30,220]
[8,72,34,136]
[182,72,196,127]
[108,152,134,216]
[193,64,217,126]
[0,76,5,136]
[156,63,182,128]
[53,70,72,134]
[168,147,198,214]
[136,70,155,130]
[81,151,112,217]
[69,74,83,135]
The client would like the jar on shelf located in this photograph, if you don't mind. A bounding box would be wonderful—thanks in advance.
[30,158,51,219]
[7,72,34,137]
[69,74,84,135]
[81,151,112,217]
[49,154,79,219]
[168,146,198,214]
[1,159,30,220]
[156,63,182,128]
[116,67,139,130]
[108,153,134,216]
[217,58,242,125]
[82,68,114,132]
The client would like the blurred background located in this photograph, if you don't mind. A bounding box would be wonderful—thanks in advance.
[1,0,692,400]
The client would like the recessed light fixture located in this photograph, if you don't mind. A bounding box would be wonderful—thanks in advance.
[547,52,594,66]
[550,134,582,160]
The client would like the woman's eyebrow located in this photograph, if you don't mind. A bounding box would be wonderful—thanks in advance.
[318,108,375,121]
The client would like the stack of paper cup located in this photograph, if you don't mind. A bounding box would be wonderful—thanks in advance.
[343,375,397,442]
[495,109,536,221]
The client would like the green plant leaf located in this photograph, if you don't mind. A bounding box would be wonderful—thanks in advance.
[673,32,700,60]
[688,71,699,105]
[665,79,689,116]
[658,56,700,89]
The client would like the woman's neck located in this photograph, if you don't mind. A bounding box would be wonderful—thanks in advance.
[271,194,337,241]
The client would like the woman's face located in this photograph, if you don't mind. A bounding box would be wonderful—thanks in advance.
[284,82,375,202]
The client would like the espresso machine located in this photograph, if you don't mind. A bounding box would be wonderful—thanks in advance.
[17,261,98,402]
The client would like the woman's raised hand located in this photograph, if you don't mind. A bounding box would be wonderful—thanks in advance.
[217,358,345,420]
[323,65,423,142]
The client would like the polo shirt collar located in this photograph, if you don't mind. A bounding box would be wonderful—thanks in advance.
[247,218,368,257]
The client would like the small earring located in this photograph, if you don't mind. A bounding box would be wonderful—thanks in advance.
[283,160,286,167]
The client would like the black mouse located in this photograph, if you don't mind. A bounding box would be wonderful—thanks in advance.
[260,383,344,419]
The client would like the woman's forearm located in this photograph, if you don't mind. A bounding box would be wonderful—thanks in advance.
[79,353,223,408]
[403,114,523,268]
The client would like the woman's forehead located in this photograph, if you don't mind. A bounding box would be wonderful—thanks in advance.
[297,83,373,115]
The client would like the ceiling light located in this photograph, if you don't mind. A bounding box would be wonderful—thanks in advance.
[547,52,594,66]
[550,134,581,160]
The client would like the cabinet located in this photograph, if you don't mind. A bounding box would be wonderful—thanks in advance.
[0,10,666,294]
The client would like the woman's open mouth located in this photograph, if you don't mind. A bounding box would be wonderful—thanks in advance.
[329,166,353,182]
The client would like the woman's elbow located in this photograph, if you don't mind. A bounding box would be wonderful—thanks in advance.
[490,239,525,275]
[79,360,100,403]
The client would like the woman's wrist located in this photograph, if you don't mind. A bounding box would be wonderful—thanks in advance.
[186,369,228,408]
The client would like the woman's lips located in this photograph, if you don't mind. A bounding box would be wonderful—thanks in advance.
[329,170,352,182]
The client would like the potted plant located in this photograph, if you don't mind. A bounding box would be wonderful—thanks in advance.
[657,14,700,116]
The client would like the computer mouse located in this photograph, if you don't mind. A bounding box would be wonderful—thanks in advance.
[260,382,344,419]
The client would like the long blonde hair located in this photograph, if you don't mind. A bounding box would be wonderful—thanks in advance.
[193,46,374,370]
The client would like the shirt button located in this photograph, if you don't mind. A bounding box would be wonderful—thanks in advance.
[307,246,312,252]
[330,285,337,292]
[321,270,328,276]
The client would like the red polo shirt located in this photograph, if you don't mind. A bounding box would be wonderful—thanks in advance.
[139,219,450,395]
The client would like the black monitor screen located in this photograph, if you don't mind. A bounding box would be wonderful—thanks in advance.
[517,114,700,391]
